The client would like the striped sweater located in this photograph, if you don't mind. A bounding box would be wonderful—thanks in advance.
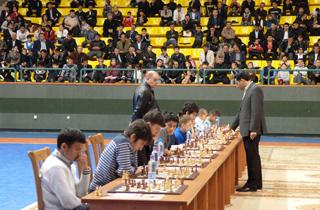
[89,134,137,192]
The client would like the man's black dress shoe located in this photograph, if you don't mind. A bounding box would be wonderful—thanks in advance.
[236,187,257,192]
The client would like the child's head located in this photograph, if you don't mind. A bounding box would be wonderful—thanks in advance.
[209,110,219,122]
[179,115,192,133]
[125,119,153,151]
[98,57,104,64]
[164,112,179,135]
[143,109,165,138]
[181,102,199,121]
[198,108,208,121]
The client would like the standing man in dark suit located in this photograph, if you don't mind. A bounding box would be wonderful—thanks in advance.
[225,71,267,192]
[45,2,61,26]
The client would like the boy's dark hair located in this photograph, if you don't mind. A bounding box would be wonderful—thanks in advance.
[163,112,179,124]
[57,128,86,149]
[181,102,199,116]
[235,71,251,81]
[125,119,153,144]
[143,109,165,127]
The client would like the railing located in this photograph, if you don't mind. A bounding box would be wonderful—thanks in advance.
[0,67,319,85]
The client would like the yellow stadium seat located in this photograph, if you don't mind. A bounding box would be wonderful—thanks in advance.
[101,37,112,43]
[309,0,320,5]
[24,17,42,24]
[310,6,319,13]
[82,8,104,16]
[280,16,296,25]
[57,8,72,16]
[234,26,254,36]
[290,74,296,84]
[180,48,202,59]
[89,60,111,67]
[19,8,28,16]
[74,37,85,45]
[96,1,105,7]
[309,36,320,46]
[83,48,89,53]
[128,27,182,36]
[145,17,161,26]
[227,16,242,24]
[225,0,244,6]
[255,0,271,6]
[94,27,104,35]
[112,0,130,7]
[97,18,104,26]
[200,17,209,26]
[241,37,250,46]
[152,37,167,47]
[178,37,195,47]
[118,8,138,16]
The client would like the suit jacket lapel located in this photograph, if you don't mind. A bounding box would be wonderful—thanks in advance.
[240,82,255,109]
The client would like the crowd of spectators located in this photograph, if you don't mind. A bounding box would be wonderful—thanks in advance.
[0,0,320,84]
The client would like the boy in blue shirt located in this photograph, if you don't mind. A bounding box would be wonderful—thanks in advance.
[173,115,193,144]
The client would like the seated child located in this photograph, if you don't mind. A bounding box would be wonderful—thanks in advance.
[89,119,152,192]
[194,108,208,135]
[173,115,193,144]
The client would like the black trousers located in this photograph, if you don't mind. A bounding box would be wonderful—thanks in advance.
[243,135,262,189]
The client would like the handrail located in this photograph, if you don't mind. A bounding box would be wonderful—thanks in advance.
[1,67,319,84]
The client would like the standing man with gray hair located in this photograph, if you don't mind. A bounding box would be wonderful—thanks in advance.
[225,71,267,192]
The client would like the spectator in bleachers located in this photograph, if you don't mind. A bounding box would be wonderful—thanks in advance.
[204,0,215,16]
[1,15,11,31]
[7,32,22,51]
[137,0,150,17]
[278,23,293,43]
[242,8,253,26]
[261,59,276,84]
[116,33,131,58]
[265,23,280,43]
[277,63,290,85]
[150,0,164,16]
[113,5,123,26]
[58,57,77,82]
[280,37,295,59]
[294,0,309,15]
[73,46,87,68]
[166,60,183,83]
[20,60,31,81]
[3,21,15,41]
[230,43,246,64]
[81,25,97,48]
[217,1,228,23]
[164,23,178,47]
[132,34,147,58]
[199,44,214,68]
[142,45,157,68]
[282,0,294,15]
[122,12,135,27]
[62,33,77,57]
[0,7,9,27]
[291,22,307,39]
[294,47,307,63]
[103,12,118,37]
[24,35,33,51]
[126,46,139,66]
[71,0,84,8]
[249,39,264,59]
[81,59,93,82]
[266,14,278,29]
[293,34,308,53]
[269,2,282,20]
[309,59,320,84]
[57,25,68,44]
[52,47,65,67]
[308,45,320,67]
[136,10,148,26]
[207,9,224,36]
[1,60,14,82]
[9,6,19,22]
[253,13,267,28]
[37,49,52,68]
[16,25,29,42]
[104,39,115,60]
[188,7,200,25]
[173,4,185,26]
[6,0,19,14]
[110,48,124,66]
[206,27,220,52]
[87,34,106,59]
[294,59,310,84]
[44,25,56,43]
[93,56,106,83]
[157,47,170,68]
[230,62,239,84]
[211,57,230,84]
[221,22,235,43]
[105,58,121,83]
[182,14,195,36]
[141,28,150,45]
[85,4,97,27]
[280,54,292,69]
[255,3,267,20]
[171,46,186,67]
[264,35,278,59]
[310,10,320,36]
[41,14,52,28]
[26,0,42,17]
[103,0,112,17]
[76,5,86,22]
[160,5,173,26]
[167,0,177,13]
[229,0,241,16]
[125,24,138,42]
[186,55,197,68]
[63,10,81,36]
[192,25,204,48]
[188,0,201,13]
[246,61,259,83]
[241,0,255,15]
[249,25,264,45]
[181,61,196,84]
[84,0,96,8]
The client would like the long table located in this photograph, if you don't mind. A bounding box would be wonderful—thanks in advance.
[82,137,246,210]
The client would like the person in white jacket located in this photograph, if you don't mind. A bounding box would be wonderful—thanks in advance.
[40,128,90,210]
[293,59,310,85]
[277,63,290,85]
[199,44,215,68]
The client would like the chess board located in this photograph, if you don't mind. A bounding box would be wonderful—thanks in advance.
[171,149,219,159]
[108,179,188,195]
[159,157,210,168]
[137,166,199,180]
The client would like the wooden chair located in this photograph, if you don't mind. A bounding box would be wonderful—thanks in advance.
[76,140,92,180]
[89,133,106,167]
[28,147,51,210]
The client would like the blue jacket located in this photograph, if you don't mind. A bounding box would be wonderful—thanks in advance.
[174,127,187,144]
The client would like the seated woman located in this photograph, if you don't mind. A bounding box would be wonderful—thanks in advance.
[89,119,152,192]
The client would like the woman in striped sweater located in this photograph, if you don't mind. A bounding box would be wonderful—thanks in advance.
[89,119,153,192]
